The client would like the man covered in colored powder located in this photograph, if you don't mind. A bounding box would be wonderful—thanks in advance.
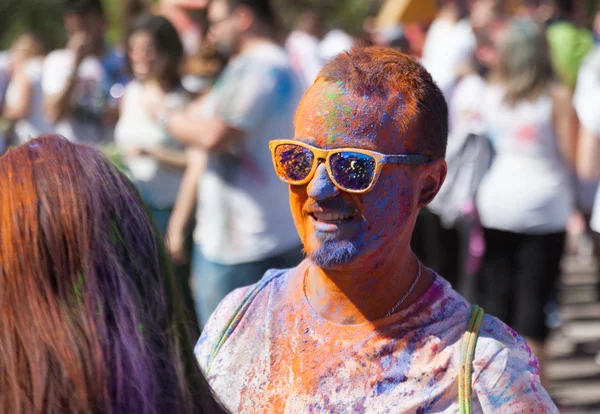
[195,46,558,413]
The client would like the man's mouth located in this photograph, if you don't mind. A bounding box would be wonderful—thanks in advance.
[309,212,356,225]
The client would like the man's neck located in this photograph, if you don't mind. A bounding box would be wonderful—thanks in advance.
[304,247,435,325]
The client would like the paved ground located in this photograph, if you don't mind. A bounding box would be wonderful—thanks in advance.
[548,243,600,413]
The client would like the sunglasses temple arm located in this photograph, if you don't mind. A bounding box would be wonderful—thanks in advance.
[382,155,433,165]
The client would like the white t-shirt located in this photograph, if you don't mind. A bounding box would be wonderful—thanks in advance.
[428,73,486,222]
[421,18,476,101]
[114,80,187,209]
[196,266,558,413]
[285,30,323,89]
[6,57,54,144]
[194,43,302,264]
[42,49,105,143]
[447,73,486,136]
[476,85,574,234]
[319,30,354,61]
[574,48,600,232]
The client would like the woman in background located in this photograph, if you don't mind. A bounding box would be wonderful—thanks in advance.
[0,135,227,414]
[2,32,54,144]
[475,18,578,386]
[115,13,189,236]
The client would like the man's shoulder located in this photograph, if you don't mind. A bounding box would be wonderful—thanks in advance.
[472,312,536,383]
[470,314,556,412]
[194,267,296,366]
[217,267,291,312]
[428,276,528,363]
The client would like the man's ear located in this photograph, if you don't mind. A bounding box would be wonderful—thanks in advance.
[417,159,447,208]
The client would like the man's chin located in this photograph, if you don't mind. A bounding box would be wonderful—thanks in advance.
[308,240,359,270]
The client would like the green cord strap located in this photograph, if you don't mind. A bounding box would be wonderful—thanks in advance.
[207,282,262,374]
[206,270,284,374]
[459,305,485,414]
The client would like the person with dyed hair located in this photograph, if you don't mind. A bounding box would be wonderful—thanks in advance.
[195,46,558,412]
[0,135,227,414]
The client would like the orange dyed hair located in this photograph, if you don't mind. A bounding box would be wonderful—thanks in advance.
[316,45,448,159]
[0,136,226,414]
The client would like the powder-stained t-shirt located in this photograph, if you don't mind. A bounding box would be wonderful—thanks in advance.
[195,262,558,413]
[193,43,301,265]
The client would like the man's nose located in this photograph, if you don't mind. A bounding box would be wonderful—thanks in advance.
[306,163,340,200]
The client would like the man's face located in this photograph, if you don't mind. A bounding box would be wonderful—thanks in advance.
[208,0,240,58]
[290,80,427,270]
[64,12,105,45]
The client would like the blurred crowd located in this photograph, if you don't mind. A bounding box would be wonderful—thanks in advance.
[2,0,600,387]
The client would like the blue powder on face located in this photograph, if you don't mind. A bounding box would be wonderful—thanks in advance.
[310,240,358,269]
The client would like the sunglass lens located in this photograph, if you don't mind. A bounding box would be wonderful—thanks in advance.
[274,144,314,183]
[329,152,376,191]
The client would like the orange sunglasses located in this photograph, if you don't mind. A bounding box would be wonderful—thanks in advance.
[269,139,432,194]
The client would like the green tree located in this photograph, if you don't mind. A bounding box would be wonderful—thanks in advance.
[0,0,150,51]
[275,0,383,36]
[0,0,65,50]
[1,0,385,52]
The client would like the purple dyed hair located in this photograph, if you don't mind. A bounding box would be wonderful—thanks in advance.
[0,135,227,414]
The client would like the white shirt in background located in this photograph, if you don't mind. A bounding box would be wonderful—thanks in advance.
[421,18,476,101]
[285,30,323,89]
[428,73,487,224]
[448,73,486,136]
[319,29,354,62]
[476,85,574,234]
[6,57,54,144]
[574,48,600,232]
[114,80,187,209]
[42,50,105,143]
[195,43,302,265]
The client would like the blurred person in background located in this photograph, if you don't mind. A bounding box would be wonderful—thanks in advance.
[159,0,209,57]
[413,1,504,290]
[182,38,227,96]
[2,33,54,145]
[574,38,600,299]
[568,7,600,265]
[0,135,228,414]
[422,17,505,295]
[372,24,410,54]
[115,13,189,237]
[546,0,593,90]
[42,0,127,143]
[420,0,474,100]
[177,6,228,95]
[421,0,502,101]
[285,9,325,89]
[475,18,577,386]
[318,28,355,62]
[163,0,303,326]
[114,13,200,337]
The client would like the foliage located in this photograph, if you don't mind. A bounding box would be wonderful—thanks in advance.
[274,0,383,36]
[1,0,383,51]
[2,0,599,52]
[0,0,66,51]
